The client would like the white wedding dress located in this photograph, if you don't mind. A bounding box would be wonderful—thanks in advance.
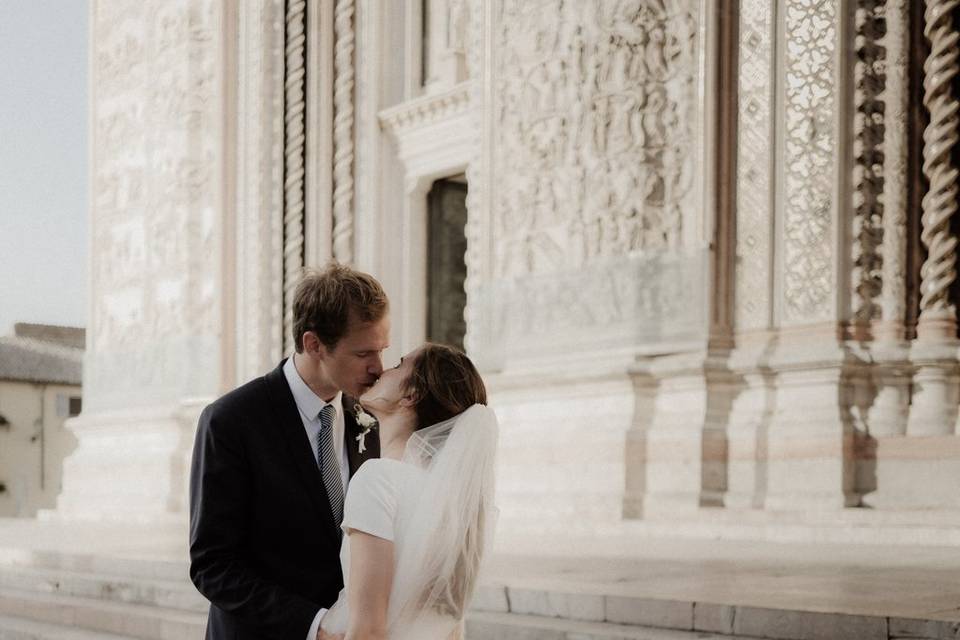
[320,405,498,640]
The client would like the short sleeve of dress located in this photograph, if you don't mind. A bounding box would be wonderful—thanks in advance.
[341,460,397,541]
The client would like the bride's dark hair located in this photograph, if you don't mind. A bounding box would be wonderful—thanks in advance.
[403,343,487,430]
[399,345,494,622]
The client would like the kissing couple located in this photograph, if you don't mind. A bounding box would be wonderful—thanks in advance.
[189,263,498,640]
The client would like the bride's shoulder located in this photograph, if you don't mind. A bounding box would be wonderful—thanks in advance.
[349,458,421,495]
[355,457,404,476]
[350,458,402,490]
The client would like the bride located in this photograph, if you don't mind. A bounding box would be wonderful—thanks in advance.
[318,343,498,640]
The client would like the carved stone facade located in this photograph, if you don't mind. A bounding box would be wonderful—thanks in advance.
[62,0,960,540]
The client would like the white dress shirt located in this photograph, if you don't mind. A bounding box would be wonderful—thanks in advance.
[282,357,350,640]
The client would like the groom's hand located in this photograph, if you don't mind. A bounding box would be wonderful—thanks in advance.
[317,629,344,640]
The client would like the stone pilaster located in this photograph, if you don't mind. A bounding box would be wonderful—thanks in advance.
[877,0,911,344]
[638,351,739,514]
[734,0,859,510]
[869,0,912,442]
[54,0,227,522]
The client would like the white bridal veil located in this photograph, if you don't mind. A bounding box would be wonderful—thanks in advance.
[325,403,499,639]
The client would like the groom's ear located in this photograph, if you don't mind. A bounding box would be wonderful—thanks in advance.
[302,331,325,357]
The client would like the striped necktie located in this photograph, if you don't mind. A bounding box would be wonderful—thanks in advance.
[317,404,344,528]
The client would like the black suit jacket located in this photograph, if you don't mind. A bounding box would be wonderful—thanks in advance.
[189,360,379,639]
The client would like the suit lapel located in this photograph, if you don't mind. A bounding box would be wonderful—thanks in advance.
[342,395,380,477]
[264,360,340,542]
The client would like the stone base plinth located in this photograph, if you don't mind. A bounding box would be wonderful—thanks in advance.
[47,402,207,523]
[866,435,960,509]
[488,366,638,536]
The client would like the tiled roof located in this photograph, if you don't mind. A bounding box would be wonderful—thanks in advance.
[14,323,86,350]
[0,336,83,386]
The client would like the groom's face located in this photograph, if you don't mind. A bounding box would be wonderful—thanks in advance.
[321,315,391,398]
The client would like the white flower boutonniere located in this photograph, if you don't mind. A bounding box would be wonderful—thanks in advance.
[353,404,377,454]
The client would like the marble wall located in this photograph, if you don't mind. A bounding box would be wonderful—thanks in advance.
[67,0,960,536]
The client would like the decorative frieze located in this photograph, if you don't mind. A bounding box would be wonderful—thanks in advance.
[378,83,471,133]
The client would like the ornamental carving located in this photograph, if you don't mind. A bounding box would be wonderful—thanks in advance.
[918,0,959,321]
[462,0,486,356]
[781,0,838,323]
[879,0,909,334]
[424,0,471,88]
[492,0,699,278]
[735,0,775,331]
[283,0,307,354]
[851,0,885,326]
[332,0,356,264]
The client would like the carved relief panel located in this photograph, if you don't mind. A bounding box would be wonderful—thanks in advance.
[89,0,221,409]
[477,0,707,363]
[493,0,700,277]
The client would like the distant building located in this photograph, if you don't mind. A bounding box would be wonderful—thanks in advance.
[0,323,83,517]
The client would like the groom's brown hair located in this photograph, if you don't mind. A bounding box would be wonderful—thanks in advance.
[292,263,389,352]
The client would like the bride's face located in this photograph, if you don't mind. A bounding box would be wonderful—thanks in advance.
[359,347,422,419]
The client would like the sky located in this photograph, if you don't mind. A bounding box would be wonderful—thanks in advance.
[0,1,88,335]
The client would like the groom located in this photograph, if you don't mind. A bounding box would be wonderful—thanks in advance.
[189,264,388,640]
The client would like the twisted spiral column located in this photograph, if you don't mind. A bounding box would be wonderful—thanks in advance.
[918,0,960,334]
[283,0,308,354]
[332,0,355,264]
[908,0,960,436]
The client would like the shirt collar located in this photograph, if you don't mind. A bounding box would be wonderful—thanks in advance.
[283,356,342,421]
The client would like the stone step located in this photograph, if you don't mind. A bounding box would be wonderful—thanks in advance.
[465,611,764,639]
[0,589,205,640]
[0,550,186,583]
[0,615,138,640]
[0,566,204,613]
[470,584,960,640]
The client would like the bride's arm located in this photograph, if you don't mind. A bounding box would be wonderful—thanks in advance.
[344,529,395,640]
